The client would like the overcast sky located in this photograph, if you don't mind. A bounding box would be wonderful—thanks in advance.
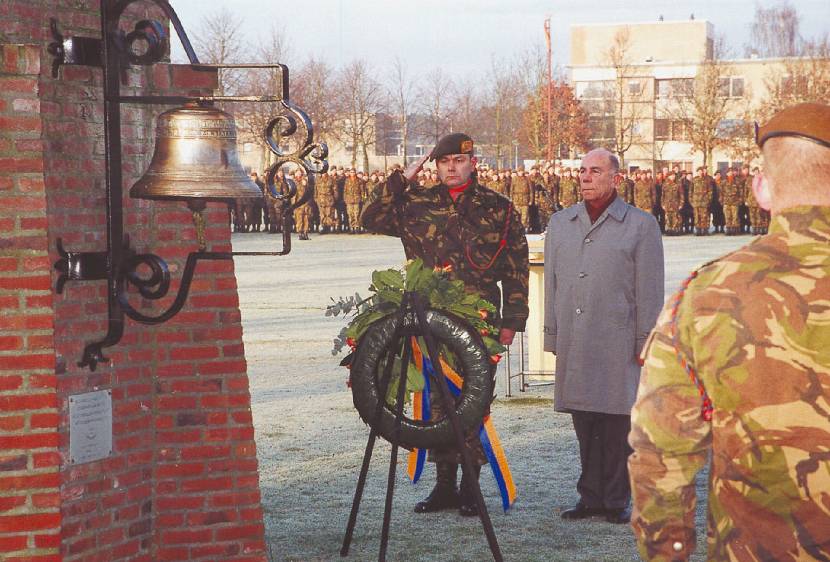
[169,0,828,79]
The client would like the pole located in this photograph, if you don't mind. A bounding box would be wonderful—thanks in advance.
[544,17,552,162]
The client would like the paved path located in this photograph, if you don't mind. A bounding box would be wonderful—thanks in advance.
[232,231,751,562]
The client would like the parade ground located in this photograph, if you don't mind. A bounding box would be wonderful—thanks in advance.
[232,232,751,562]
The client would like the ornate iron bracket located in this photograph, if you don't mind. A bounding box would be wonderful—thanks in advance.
[50,0,326,371]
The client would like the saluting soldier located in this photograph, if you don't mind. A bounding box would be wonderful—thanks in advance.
[690,166,713,235]
[362,133,528,518]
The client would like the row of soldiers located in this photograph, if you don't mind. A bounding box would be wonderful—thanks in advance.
[233,162,770,237]
[476,163,770,236]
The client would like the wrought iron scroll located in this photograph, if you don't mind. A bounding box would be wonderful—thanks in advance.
[50,0,326,371]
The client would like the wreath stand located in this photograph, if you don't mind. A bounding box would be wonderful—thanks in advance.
[339,291,503,562]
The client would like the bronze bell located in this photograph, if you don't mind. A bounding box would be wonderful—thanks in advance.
[130,103,262,202]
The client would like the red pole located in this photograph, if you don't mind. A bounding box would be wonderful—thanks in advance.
[544,18,552,162]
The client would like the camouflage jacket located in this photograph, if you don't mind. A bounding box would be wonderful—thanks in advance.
[629,205,830,562]
[661,178,682,211]
[343,177,364,205]
[361,172,529,332]
[315,175,336,206]
[634,179,655,209]
[559,177,580,207]
[742,175,759,209]
[690,176,712,208]
[720,178,743,206]
[511,176,532,205]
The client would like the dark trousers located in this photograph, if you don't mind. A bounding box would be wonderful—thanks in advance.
[572,411,632,509]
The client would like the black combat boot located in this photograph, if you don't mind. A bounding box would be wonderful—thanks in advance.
[458,465,482,517]
[414,463,459,513]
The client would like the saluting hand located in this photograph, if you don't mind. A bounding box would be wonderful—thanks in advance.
[403,154,429,183]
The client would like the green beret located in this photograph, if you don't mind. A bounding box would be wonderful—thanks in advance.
[429,133,474,161]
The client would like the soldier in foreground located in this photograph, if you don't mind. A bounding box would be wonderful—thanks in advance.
[628,102,830,561]
[361,133,529,517]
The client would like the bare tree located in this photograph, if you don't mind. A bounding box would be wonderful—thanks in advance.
[744,1,800,58]
[660,38,738,169]
[415,67,454,144]
[387,57,414,166]
[762,35,830,117]
[332,59,384,170]
[604,28,644,168]
[448,78,485,142]
[481,56,522,168]
[292,56,339,144]
[191,7,245,95]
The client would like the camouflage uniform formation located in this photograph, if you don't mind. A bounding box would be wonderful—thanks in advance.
[690,168,712,235]
[361,170,529,465]
[633,171,655,213]
[314,171,337,233]
[264,171,289,234]
[661,173,682,235]
[721,170,744,235]
[558,170,580,208]
[629,206,830,561]
[343,172,364,233]
[292,173,312,240]
[510,170,532,229]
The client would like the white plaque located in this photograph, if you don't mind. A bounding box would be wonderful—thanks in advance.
[69,389,113,465]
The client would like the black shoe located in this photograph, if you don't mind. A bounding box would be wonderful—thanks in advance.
[560,502,604,520]
[414,484,460,513]
[605,505,631,524]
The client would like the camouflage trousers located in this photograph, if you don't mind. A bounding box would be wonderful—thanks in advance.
[317,204,337,228]
[515,205,530,229]
[293,205,311,234]
[724,204,740,228]
[693,207,710,230]
[665,210,682,233]
[635,202,652,213]
[346,203,362,230]
[748,206,761,228]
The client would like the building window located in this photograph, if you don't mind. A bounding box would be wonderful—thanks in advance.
[654,119,689,141]
[628,80,642,96]
[588,116,615,140]
[716,119,746,139]
[576,80,614,100]
[654,119,669,140]
[655,78,693,98]
[718,77,745,98]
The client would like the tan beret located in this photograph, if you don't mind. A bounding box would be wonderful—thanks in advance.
[757,102,830,148]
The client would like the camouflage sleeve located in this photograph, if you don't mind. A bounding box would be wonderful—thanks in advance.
[499,205,529,332]
[360,172,407,236]
[628,295,711,562]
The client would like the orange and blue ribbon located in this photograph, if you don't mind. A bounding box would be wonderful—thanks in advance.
[407,338,517,511]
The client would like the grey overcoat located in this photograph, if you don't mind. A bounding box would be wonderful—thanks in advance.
[543,196,664,415]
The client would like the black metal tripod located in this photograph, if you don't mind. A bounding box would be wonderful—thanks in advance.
[340,292,503,562]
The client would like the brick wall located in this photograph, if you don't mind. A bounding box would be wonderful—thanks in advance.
[0,42,62,562]
[1,2,267,561]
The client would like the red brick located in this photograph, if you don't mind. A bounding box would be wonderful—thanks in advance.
[30,413,59,429]
[0,158,43,174]
[0,473,60,491]
[0,496,26,512]
[156,546,189,560]
[33,532,60,548]
[24,295,51,308]
[0,513,60,532]
[0,415,24,431]
[0,374,23,391]
[161,528,212,544]
[32,452,60,469]
[0,433,59,449]
[155,495,204,510]
[181,476,233,493]
[26,335,54,350]
[20,216,49,231]
[169,345,219,361]
[215,523,263,542]
[0,258,17,272]
[0,393,57,411]
[0,275,51,291]
[0,296,18,309]
[28,375,56,389]
[0,354,54,371]
[0,78,37,93]
[156,462,204,478]
[190,293,239,308]
[0,534,27,551]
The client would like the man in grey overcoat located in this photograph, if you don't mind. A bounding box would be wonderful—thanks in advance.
[543,148,664,524]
